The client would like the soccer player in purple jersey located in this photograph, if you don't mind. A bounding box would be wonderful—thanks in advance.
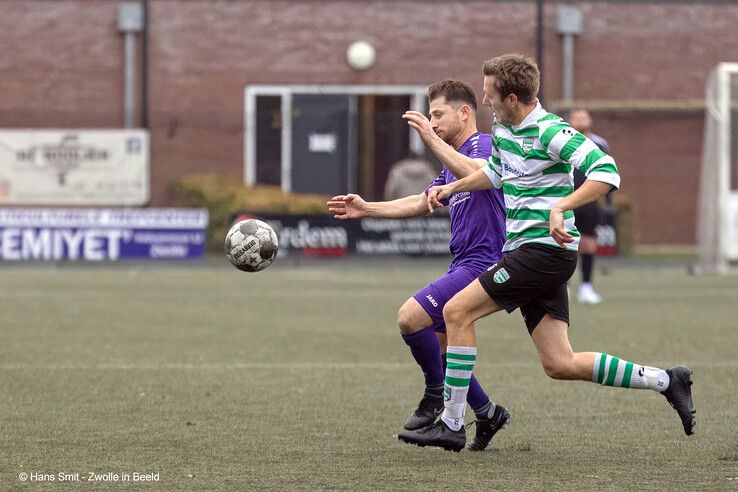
[327,80,509,450]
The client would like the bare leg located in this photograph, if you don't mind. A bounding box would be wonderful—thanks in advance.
[443,279,503,347]
[529,314,696,435]
[530,314,595,380]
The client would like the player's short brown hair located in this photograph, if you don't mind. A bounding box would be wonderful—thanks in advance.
[427,80,478,111]
[482,54,540,104]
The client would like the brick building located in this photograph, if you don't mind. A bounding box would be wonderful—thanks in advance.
[1,0,736,245]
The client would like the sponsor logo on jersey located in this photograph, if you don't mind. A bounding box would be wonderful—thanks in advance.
[449,191,471,207]
[503,162,527,177]
[522,137,534,153]
[493,267,510,284]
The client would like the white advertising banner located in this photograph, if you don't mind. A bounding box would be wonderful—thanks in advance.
[0,208,208,261]
[0,129,149,205]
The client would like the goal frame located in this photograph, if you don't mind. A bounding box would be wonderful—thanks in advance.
[698,62,738,274]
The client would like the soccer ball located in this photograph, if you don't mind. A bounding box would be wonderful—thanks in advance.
[224,219,279,272]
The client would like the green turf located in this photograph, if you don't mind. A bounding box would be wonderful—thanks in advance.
[1,260,736,490]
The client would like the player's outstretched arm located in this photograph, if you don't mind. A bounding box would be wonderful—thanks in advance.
[327,193,429,220]
[327,194,369,219]
[403,111,486,179]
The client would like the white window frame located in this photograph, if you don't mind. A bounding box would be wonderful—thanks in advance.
[244,85,428,192]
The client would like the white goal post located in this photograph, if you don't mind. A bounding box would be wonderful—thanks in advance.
[699,63,738,274]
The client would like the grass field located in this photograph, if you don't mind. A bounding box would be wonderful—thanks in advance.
[1,257,737,491]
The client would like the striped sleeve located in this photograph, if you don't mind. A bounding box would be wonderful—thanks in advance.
[540,120,620,190]
[481,138,503,188]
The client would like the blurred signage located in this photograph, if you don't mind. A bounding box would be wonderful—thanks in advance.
[234,214,451,257]
[355,217,451,255]
[237,212,622,258]
[595,208,618,256]
[308,133,337,153]
[0,129,149,205]
[0,208,207,261]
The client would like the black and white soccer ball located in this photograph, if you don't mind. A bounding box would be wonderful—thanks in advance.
[224,219,279,272]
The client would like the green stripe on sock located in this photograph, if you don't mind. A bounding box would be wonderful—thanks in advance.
[621,362,633,388]
[605,357,620,386]
[596,354,606,384]
[446,352,476,361]
[446,362,475,371]
[445,376,471,387]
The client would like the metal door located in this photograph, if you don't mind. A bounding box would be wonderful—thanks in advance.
[290,94,355,195]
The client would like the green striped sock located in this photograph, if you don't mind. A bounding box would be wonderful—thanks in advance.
[592,353,669,392]
[441,346,477,431]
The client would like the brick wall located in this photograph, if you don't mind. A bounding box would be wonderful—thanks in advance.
[1,0,736,244]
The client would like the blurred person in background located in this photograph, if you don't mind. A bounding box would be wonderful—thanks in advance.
[328,80,509,451]
[383,152,438,201]
[569,108,610,305]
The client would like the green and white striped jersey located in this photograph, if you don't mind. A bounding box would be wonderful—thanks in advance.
[482,101,620,252]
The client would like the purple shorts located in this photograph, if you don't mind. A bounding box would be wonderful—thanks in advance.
[412,266,482,333]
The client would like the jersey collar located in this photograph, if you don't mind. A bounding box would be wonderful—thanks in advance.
[511,99,547,131]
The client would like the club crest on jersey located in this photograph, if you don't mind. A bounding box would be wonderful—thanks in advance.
[493,268,510,284]
[522,137,534,153]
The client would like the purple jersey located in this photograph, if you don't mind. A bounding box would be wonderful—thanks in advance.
[424,132,506,272]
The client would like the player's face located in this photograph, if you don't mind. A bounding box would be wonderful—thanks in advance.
[482,75,513,126]
[428,97,464,144]
[569,110,592,133]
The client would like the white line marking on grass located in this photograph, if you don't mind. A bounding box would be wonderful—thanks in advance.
[2,361,737,370]
[0,362,419,370]
[0,362,542,370]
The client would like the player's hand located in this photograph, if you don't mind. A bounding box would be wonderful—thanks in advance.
[549,206,574,247]
[426,186,450,213]
[327,193,368,219]
[402,111,436,144]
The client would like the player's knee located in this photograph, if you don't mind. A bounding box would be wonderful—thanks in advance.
[397,304,421,334]
[541,359,575,380]
[442,299,466,330]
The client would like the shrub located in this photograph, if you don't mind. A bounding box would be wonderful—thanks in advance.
[171,175,329,252]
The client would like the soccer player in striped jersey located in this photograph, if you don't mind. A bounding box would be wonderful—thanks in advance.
[398,54,695,452]
[328,80,510,451]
